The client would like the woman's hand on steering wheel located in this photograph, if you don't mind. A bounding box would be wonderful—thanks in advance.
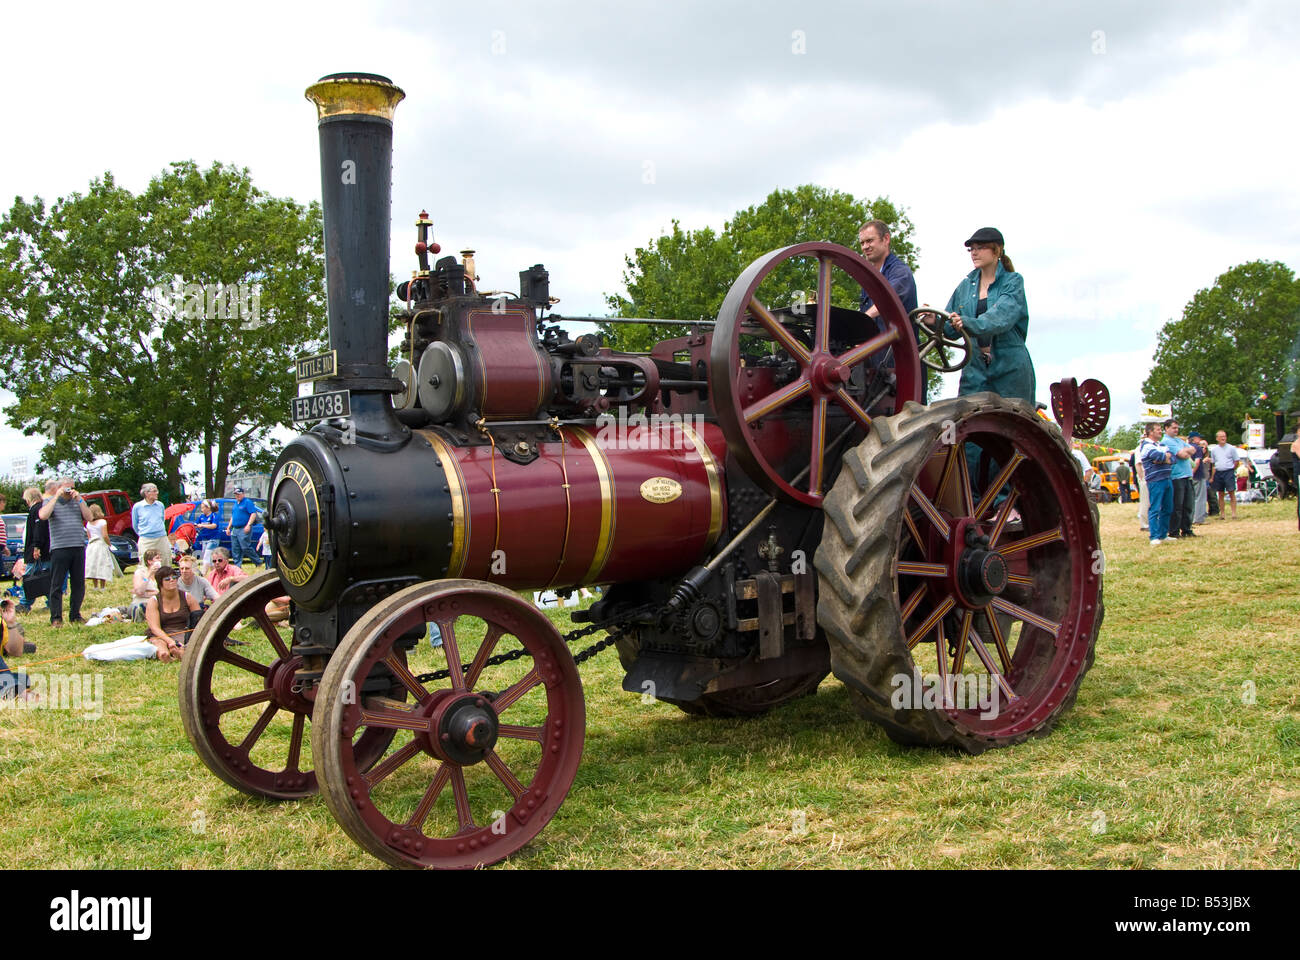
[910,306,974,373]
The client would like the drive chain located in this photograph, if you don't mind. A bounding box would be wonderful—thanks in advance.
[411,608,647,685]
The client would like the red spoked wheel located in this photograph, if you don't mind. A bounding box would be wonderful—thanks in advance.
[178,570,396,799]
[313,579,585,869]
[815,394,1103,752]
[709,242,923,508]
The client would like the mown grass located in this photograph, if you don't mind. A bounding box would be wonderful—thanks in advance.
[3,497,1298,869]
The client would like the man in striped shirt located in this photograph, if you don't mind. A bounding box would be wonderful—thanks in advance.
[1139,424,1174,546]
[37,478,93,627]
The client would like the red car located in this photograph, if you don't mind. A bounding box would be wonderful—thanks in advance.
[81,490,135,539]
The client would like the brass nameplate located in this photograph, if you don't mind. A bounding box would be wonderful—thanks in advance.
[640,477,682,504]
[296,350,338,382]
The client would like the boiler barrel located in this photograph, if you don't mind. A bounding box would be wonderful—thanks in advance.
[419,423,726,589]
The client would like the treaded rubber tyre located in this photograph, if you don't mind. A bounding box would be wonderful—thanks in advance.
[814,394,1103,754]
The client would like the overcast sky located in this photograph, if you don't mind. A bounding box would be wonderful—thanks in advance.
[2,0,1297,479]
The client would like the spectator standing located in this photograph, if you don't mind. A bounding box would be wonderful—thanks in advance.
[1161,419,1196,539]
[1189,433,1210,524]
[132,483,171,564]
[1292,425,1300,531]
[193,500,221,567]
[1136,451,1150,531]
[208,547,249,596]
[1209,430,1242,519]
[256,528,273,570]
[37,478,92,627]
[225,487,261,567]
[83,504,119,589]
[1235,456,1255,493]
[0,494,7,565]
[24,482,55,566]
[1115,457,1131,504]
[1139,423,1174,545]
[177,555,219,607]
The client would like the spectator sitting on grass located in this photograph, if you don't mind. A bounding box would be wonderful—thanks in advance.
[0,599,35,701]
[2,599,30,658]
[171,522,198,558]
[177,555,218,607]
[144,565,200,662]
[208,547,248,596]
[265,595,291,623]
[127,549,164,621]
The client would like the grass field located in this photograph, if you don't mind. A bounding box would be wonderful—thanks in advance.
[3,497,1298,869]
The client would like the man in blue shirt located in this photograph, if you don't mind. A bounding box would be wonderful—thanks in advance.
[225,487,262,567]
[1139,422,1174,545]
[1161,419,1196,539]
[857,220,917,317]
[857,220,919,395]
[131,483,170,565]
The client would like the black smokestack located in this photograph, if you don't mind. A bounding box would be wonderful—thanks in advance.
[305,73,405,381]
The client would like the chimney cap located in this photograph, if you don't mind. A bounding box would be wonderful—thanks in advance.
[306,73,405,122]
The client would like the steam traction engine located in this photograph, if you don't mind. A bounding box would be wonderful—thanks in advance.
[178,73,1107,868]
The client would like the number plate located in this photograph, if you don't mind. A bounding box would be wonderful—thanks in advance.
[296,350,337,382]
[291,389,351,425]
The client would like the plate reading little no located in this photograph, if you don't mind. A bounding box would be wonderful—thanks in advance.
[296,350,337,382]
[292,389,351,425]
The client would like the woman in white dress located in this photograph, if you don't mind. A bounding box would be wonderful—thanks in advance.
[84,505,121,589]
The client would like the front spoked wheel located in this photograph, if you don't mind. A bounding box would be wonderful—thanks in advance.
[313,580,585,869]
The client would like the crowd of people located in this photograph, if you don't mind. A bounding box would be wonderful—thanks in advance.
[1129,423,1287,545]
[1,479,276,683]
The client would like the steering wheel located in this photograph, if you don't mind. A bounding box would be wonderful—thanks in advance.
[910,307,974,373]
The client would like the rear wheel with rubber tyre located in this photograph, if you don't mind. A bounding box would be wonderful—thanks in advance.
[814,394,1103,753]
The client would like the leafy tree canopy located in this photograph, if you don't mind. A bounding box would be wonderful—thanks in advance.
[601,186,915,352]
[1142,260,1300,447]
[0,161,326,499]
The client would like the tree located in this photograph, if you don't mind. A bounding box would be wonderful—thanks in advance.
[1142,261,1300,446]
[602,186,916,352]
[0,162,326,499]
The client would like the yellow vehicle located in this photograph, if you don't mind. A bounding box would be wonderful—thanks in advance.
[1091,454,1139,503]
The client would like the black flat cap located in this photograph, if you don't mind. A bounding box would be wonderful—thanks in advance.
[965,227,1005,247]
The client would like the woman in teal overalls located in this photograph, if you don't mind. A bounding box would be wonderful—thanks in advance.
[944,227,1034,403]
[945,227,1034,521]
